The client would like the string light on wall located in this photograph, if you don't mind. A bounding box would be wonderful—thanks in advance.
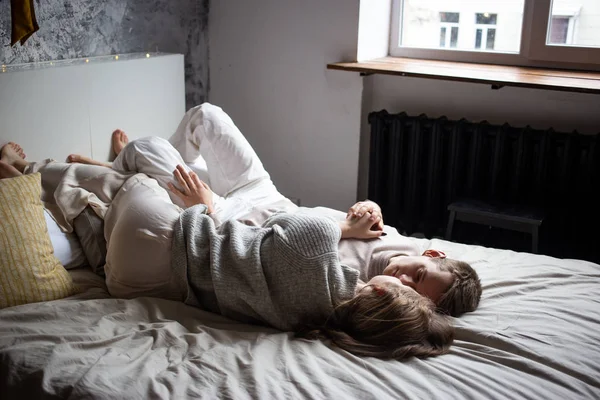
[1,53,167,75]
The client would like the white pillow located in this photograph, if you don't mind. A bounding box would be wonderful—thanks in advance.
[44,210,87,269]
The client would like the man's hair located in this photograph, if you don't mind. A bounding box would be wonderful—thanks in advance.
[434,258,482,317]
[296,286,454,360]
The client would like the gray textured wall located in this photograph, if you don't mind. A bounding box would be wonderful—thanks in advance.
[0,0,209,108]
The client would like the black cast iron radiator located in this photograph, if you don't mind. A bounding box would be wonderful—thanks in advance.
[368,110,600,262]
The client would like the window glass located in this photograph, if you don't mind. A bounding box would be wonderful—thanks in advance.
[548,0,600,47]
[440,27,447,47]
[450,27,459,48]
[487,28,496,49]
[440,12,460,23]
[391,0,600,66]
[476,13,498,25]
[399,0,524,53]
[549,17,570,44]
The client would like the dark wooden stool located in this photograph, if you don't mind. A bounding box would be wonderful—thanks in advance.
[445,200,544,253]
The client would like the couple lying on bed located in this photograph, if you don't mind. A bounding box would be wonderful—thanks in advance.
[0,103,481,360]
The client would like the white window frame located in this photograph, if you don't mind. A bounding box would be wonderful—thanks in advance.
[439,12,460,49]
[474,26,495,50]
[389,0,600,70]
[474,14,498,51]
[440,23,459,49]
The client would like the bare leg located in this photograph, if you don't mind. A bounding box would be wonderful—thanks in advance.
[66,154,111,168]
[66,129,129,168]
[0,142,30,173]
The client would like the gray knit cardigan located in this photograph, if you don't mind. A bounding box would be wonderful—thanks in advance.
[171,205,359,331]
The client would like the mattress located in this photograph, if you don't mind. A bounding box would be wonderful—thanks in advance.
[1,235,599,399]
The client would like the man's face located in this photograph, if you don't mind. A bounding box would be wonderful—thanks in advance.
[382,256,454,304]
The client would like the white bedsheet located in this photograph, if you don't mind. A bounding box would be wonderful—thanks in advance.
[1,236,599,399]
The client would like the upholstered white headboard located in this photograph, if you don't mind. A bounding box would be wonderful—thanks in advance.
[0,53,185,162]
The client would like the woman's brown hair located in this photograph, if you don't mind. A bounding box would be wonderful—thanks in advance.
[296,286,454,359]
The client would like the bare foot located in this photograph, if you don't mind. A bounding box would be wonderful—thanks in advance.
[1,142,26,161]
[112,129,129,155]
[67,154,112,168]
[8,142,25,159]
[0,142,29,173]
[0,160,22,179]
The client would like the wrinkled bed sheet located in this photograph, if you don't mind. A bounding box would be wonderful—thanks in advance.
[1,238,600,400]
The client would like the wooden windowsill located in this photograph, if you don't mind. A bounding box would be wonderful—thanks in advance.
[327,57,600,94]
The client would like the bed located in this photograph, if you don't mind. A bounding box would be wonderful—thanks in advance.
[1,55,599,400]
[1,233,599,399]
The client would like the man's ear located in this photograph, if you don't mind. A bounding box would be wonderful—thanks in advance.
[422,249,447,258]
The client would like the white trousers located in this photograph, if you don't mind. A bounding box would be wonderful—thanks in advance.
[112,103,294,222]
[104,103,296,299]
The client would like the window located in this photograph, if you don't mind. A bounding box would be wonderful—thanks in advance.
[475,13,497,50]
[392,1,522,54]
[390,0,600,69]
[528,0,600,65]
[549,17,572,44]
[440,12,460,48]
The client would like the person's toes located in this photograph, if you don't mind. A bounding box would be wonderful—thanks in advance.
[112,129,128,155]
[10,143,26,159]
[13,143,25,159]
[112,129,122,142]
[117,130,129,145]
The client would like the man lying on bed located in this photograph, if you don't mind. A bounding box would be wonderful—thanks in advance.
[0,103,481,320]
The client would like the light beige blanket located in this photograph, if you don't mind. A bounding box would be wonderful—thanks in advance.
[27,159,133,231]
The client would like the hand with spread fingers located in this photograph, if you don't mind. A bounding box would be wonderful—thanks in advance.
[168,164,215,212]
[346,200,384,231]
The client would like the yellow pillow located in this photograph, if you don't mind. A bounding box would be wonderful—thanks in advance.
[0,173,76,308]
